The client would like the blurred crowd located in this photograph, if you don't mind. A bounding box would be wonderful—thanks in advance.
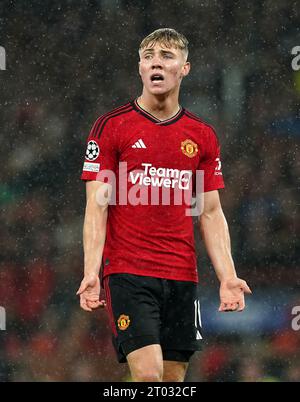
[0,0,299,381]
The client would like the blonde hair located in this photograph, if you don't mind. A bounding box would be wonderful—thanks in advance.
[139,28,189,60]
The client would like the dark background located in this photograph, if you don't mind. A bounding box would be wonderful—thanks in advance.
[0,0,299,381]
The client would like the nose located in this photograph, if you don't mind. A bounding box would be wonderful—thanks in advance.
[151,54,163,69]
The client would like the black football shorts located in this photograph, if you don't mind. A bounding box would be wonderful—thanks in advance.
[103,273,203,363]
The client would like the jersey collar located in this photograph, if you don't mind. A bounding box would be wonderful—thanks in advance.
[131,98,185,126]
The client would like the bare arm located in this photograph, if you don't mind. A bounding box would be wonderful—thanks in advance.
[77,180,110,311]
[198,190,251,311]
[83,181,109,278]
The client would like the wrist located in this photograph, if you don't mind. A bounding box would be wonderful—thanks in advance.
[219,273,237,283]
[83,271,99,280]
[83,261,101,279]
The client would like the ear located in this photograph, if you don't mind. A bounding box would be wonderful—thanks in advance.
[182,61,191,77]
[138,61,142,76]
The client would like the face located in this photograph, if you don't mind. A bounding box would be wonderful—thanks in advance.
[138,42,190,96]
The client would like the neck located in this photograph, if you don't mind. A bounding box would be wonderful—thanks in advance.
[137,90,181,121]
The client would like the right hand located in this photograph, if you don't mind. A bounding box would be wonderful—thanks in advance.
[76,275,107,312]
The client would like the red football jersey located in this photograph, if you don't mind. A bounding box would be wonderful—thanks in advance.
[81,99,225,283]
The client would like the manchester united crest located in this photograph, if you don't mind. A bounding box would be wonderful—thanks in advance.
[117,314,131,331]
[181,139,198,158]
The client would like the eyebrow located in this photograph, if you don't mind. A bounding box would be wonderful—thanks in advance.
[142,48,175,55]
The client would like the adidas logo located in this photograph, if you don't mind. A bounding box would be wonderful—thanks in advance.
[132,139,146,149]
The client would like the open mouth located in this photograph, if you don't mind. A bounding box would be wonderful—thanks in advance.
[150,73,164,82]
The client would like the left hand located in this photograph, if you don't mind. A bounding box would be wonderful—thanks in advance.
[219,277,252,312]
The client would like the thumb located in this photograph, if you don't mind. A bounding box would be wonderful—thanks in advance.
[241,281,252,294]
[76,280,88,295]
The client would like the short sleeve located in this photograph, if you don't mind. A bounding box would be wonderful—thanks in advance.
[197,127,225,192]
[81,116,118,182]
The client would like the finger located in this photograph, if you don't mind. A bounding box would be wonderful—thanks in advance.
[220,302,239,312]
[99,300,107,308]
[80,300,92,312]
[241,282,252,294]
[80,298,91,311]
[87,299,101,306]
[237,298,245,312]
[76,282,88,296]
[226,303,238,311]
[80,295,92,312]
[87,300,101,309]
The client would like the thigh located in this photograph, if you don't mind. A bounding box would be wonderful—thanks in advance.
[104,273,162,363]
[161,280,203,353]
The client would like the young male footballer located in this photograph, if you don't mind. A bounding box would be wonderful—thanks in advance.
[77,28,252,382]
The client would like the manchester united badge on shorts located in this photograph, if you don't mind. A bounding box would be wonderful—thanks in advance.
[181,139,198,158]
[117,314,131,330]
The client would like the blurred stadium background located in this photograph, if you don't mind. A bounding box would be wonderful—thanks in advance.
[0,0,299,382]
